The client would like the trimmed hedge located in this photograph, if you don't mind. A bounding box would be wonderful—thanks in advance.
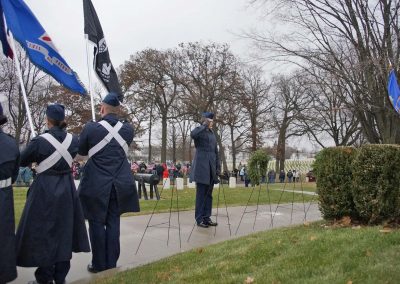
[313,146,357,220]
[352,144,400,224]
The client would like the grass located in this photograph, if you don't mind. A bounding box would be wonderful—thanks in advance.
[13,182,316,225]
[13,187,28,226]
[92,222,400,284]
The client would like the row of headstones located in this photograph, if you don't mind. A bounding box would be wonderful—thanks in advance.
[135,177,238,191]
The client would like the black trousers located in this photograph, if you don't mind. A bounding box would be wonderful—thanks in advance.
[88,188,120,271]
[35,261,70,284]
[195,183,213,224]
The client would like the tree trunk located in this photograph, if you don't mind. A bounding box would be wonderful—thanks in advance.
[251,116,257,152]
[172,125,177,163]
[277,123,287,172]
[148,107,153,162]
[161,112,167,163]
[215,131,228,172]
[230,126,237,170]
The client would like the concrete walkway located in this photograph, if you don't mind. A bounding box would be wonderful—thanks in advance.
[11,201,321,284]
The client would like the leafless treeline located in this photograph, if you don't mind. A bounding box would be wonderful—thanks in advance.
[5,0,400,173]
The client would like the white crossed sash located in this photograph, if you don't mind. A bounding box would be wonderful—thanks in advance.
[0,177,11,188]
[88,120,128,158]
[35,133,73,174]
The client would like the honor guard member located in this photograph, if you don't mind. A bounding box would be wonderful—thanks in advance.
[16,104,90,284]
[189,112,221,228]
[78,93,140,273]
[0,103,19,284]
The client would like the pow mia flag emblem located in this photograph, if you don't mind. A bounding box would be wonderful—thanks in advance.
[84,0,123,102]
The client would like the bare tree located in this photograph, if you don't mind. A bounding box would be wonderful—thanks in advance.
[271,73,310,172]
[248,0,400,143]
[176,42,241,170]
[218,93,250,170]
[49,86,94,134]
[0,49,48,143]
[120,49,181,162]
[299,66,362,147]
[239,64,273,151]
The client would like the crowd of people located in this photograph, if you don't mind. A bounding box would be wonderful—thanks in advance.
[130,161,191,181]
[235,166,306,187]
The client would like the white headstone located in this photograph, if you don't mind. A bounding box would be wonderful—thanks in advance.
[229,177,236,188]
[163,178,170,189]
[188,181,196,189]
[176,178,184,190]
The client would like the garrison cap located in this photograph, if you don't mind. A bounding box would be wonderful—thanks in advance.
[46,103,65,121]
[102,93,120,107]
[202,112,214,120]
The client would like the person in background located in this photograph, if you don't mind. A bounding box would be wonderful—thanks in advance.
[244,168,251,187]
[239,166,245,181]
[0,102,19,284]
[279,170,285,183]
[293,170,299,183]
[287,169,293,183]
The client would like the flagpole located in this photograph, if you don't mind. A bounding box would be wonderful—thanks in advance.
[9,32,36,137]
[85,34,96,121]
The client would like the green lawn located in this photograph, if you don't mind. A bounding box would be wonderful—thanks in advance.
[13,182,316,225]
[92,222,400,284]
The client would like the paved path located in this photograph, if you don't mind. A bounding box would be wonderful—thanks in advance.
[11,201,321,284]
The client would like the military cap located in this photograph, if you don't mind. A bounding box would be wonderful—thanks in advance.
[46,103,65,121]
[202,112,214,120]
[102,93,120,107]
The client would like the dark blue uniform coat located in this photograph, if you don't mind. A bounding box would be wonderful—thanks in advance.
[0,130,19,283]
[78,114,140,222]
[189,125,221,185]
[16,127,90,267]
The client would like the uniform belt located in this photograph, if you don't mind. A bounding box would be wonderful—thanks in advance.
[0,177,11,188]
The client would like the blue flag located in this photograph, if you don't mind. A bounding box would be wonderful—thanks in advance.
[388,69,400,114]
[0,0,87,95]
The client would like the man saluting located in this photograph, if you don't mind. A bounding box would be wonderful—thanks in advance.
[78,93,140,273]
[189,112,221,228]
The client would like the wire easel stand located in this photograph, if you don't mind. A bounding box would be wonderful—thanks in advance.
[214,182,232,237]
[135,177,182,254]
[235,163,269,235]
[269,178,289,228]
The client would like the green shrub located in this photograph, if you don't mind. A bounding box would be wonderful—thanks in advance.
[313,146,357,220]
[352,144,400,224]
[248,150,270,185]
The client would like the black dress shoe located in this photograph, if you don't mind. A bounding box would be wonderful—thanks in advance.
[204,220,218,226]
[87,264,100,273]
[197,221,209,228]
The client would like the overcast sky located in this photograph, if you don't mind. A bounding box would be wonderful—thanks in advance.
[24,0,261,88]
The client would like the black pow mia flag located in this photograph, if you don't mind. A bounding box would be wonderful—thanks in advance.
[83,0,123,102]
